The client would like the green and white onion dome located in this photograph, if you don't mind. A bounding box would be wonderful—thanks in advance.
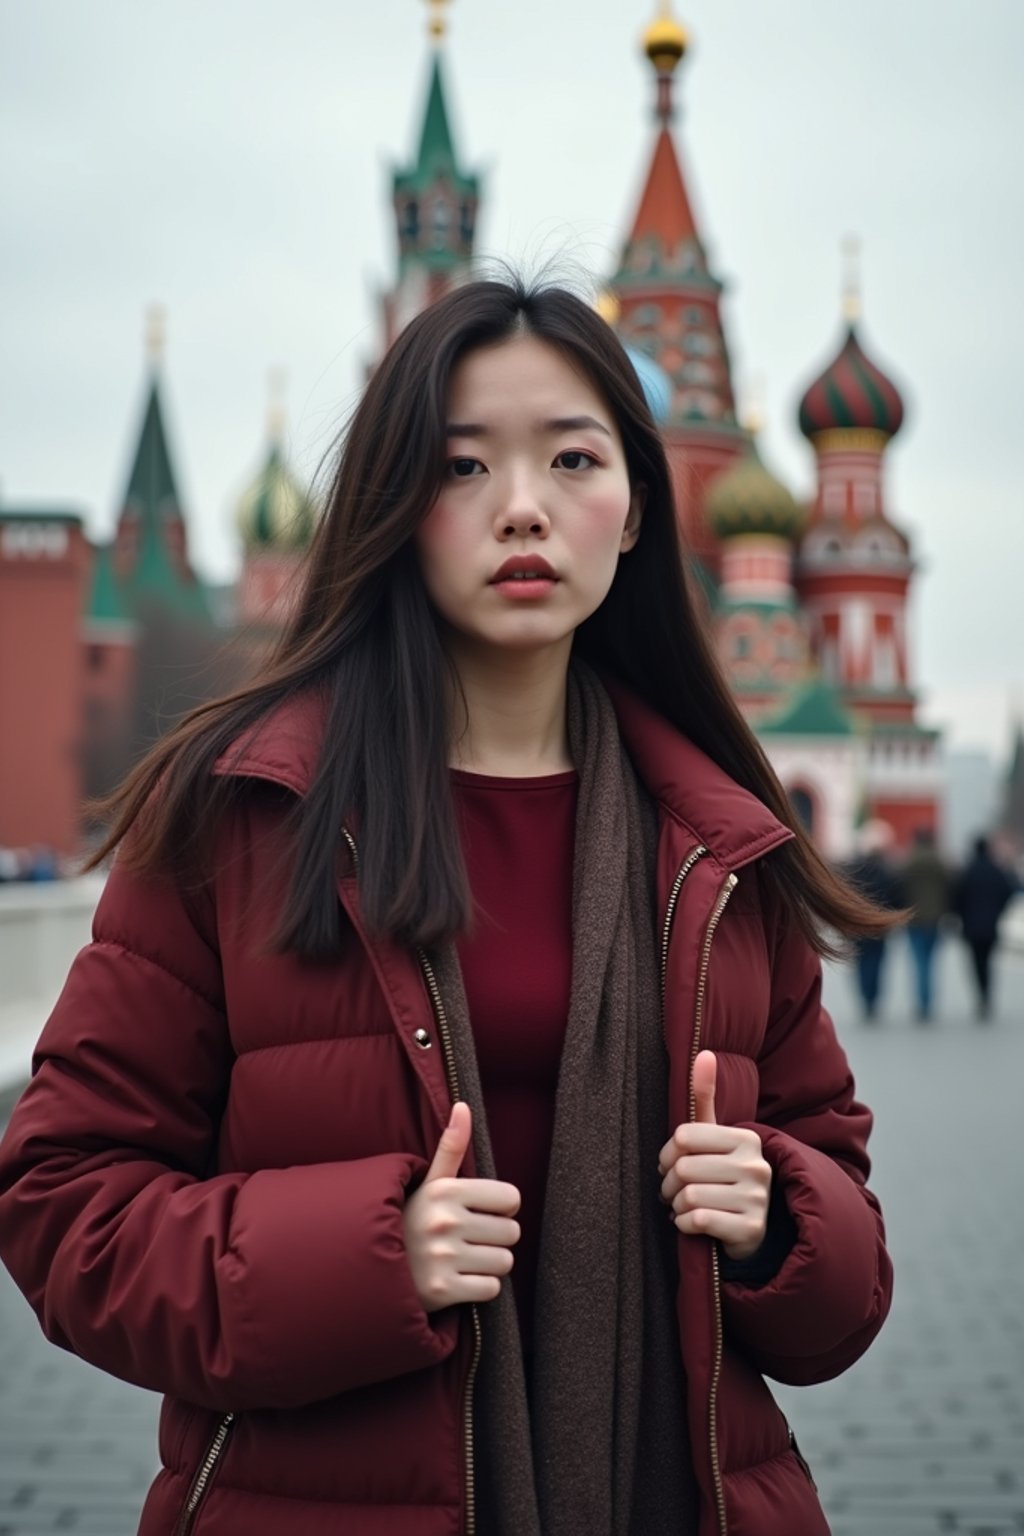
[235,443,318,551]
[706,439,805,542]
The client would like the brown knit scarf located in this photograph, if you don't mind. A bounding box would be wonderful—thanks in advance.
[430,662,697,1536]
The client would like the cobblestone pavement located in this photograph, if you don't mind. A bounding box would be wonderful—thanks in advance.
[1,935,1022,1534]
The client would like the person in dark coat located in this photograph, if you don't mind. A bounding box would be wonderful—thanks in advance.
[951,836,1017,1018]
[901,826,951,1021]
[845,822,906,1020]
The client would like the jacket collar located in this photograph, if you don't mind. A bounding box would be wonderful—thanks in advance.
[602,678,793,871]
[214,679,793,873]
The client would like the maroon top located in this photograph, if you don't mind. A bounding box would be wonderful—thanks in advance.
[451,767,578,1350]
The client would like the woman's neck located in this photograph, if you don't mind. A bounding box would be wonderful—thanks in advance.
[445,639,573,777]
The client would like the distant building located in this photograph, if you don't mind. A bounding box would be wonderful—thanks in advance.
[998,723,1024,866]
[0,2,940,861]
[599,6,939,857]
[0,510,91,854]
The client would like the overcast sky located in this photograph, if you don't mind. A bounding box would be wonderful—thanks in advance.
[1,0,1021,761]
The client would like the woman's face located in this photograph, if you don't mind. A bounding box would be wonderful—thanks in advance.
[416,334,643,662]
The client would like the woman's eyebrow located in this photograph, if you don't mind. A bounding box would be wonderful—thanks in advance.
[543,415,612,437]
[445,415,612,438]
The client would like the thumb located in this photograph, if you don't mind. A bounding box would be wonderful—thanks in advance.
[424,1101,472,1183]
[692,1050,718,1125]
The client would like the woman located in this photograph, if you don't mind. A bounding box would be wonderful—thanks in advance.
[0,280,893,1536]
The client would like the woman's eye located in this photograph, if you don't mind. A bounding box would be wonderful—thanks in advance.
[446,457,484,479]
[554,450,598,471]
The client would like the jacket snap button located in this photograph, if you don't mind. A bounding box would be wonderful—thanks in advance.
[413,1028,432,1049]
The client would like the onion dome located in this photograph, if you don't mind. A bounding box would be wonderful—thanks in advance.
[707,438,804,541]
[235,433,317,551]
[798,324,905,442]
[624,345,672,424]
[643,3,688,73]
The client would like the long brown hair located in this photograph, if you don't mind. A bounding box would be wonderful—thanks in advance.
[87,277,893,957]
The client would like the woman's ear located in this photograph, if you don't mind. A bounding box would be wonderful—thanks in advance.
[621,482,647,552]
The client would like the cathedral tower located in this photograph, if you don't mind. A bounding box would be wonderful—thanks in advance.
[235,378,318,642]
[379,0,479,351]
[610,3,746,575]
[795,249,914,728]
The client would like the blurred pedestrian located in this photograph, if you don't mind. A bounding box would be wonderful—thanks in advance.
[846,820,905,1020]
[901,826,951,1021]
[951,836,1017,1019]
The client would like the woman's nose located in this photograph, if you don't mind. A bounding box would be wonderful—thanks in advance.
[495,486,551,540]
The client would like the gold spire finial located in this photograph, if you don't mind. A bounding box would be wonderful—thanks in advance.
[267,367,287,442]
[643,1,688,74]
[144,304,166,365]
[595,289,621,327]
[842,233,862,325]
[425,0,450,44]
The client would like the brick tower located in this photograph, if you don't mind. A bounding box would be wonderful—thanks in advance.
[609,2,747,577]
[378,0,480,351]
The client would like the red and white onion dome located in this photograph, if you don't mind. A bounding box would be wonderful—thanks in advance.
[798,325,905,443]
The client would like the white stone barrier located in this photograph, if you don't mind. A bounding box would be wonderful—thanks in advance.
[0,875,106,1092]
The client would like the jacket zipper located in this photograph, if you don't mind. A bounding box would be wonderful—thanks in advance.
[417,946,481,1536]
[659,845,709,992]
[693,872,738,1536]
[341,827,479,1536]
[661,850,736,1536]
[784,1418,818,1491]
[340,835,475,1529]
[173,1412,235,1536]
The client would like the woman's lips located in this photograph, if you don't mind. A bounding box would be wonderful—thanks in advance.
[489,556,560,597]
[490,574,559,599]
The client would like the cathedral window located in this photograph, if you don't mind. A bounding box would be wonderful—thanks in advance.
[683,332,716,357]
[635,303,662,327]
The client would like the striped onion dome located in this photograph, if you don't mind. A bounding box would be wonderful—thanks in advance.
[798,324,905,442]
[235,442,317,551]
[706,439,804,541]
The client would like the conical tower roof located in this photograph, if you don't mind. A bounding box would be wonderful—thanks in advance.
[121,376,182,526]
[611,5,739,435]
[113,312,210,621]
[392,43,478,277]
[627,126,701,263]
[616,4,713,288]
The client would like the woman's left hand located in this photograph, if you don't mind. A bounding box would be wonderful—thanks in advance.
[657,1050,772,1261]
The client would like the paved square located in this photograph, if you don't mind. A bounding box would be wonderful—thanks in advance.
[1,932,1022,1533]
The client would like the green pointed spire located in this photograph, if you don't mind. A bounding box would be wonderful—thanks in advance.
[114,339,210,622]
[393,49,479,277]
[415,55,457,181]
[122,377,182,526]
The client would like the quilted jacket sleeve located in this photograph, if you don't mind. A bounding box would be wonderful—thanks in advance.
[0,858,457,1413]
[721,888,894,1386]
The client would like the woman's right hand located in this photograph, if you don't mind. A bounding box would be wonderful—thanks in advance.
[403,1102,521,1313]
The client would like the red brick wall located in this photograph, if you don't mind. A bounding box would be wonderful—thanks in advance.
[0,518,90,854]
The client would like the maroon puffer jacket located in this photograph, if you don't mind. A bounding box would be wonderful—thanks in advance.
[0,685,892,1536]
